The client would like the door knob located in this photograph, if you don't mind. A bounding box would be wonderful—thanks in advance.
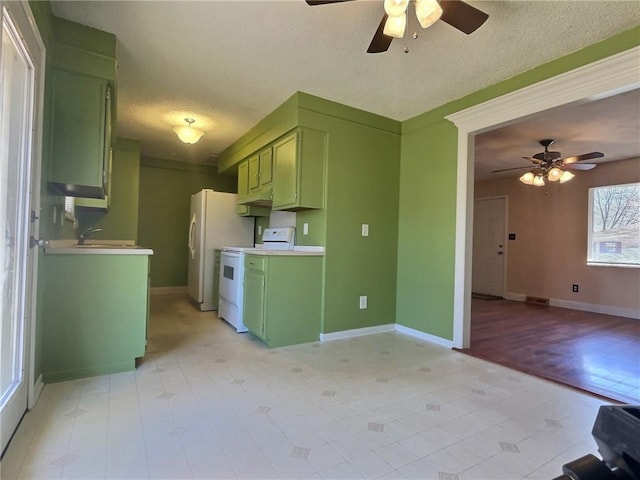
[497,251,503,255]
[29,236,49,248]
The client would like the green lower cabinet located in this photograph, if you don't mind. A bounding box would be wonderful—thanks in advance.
[244,269,266,338]
[243,254,323,347]
[42,253,150,382]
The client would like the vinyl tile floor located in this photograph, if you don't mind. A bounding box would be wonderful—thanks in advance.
[1,294,611,479]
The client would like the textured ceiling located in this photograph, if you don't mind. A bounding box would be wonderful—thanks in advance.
[50,1,640,166]
[474,88,640,181]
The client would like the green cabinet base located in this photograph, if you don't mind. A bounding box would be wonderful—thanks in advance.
[244,255,323,348]
[41,253,149,383]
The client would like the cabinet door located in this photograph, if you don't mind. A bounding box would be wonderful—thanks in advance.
[49,69,108,196]
[272,133,298,208]
[237,160,249,203]
[248,154,260,191]
[243,270,266,339]
[75,148,112,210]
[259,147,273,186]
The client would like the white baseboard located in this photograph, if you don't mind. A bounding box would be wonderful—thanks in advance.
[150,286,187,295]
[29,374,44,409]
[504,291,639,320]
[320,322,454,349]
[504,292,527,302]
[320,323,395,342]
[395,324,454,348]
[550,298,639,320]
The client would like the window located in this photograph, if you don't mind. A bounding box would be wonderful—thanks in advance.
[588,182,640,267]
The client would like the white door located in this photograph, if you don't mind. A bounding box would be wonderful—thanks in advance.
[472,197,506,297]
[0,1,44,454]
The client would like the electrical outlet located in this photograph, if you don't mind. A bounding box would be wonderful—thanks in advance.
[53,206,57,224]
[572,284,579,293]
[361,224,369,236]
[359,295,367,309]
[303,223,309,235]
[258,225,262,235]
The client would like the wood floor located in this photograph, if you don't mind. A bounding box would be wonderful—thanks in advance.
[459,298,640,404]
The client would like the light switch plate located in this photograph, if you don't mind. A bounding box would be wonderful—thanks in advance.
[258,225,262,235]
[362,224,369,236]
[303,223,309,235]
[359,295,367,309]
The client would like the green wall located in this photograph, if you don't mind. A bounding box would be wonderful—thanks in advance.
[75,138,140,240]
[137,157,237,287]
[396,26,640,341]
[300,110,400,334]
[219,93,401,334]
[397,121,458,339]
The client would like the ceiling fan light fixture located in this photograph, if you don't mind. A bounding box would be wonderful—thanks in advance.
[519,172,535,185]
[415,0,443,29]
[547,167,563,182]
[532,175,546,187]
[383,13,407,38]
[559,170,575,183]
[173,117,205,144]
[383,0,409,17]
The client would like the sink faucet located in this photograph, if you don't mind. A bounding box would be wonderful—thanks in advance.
[77,227,102,245]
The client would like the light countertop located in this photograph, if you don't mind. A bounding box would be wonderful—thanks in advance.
[45,239,153,255]
[244,246,324,256]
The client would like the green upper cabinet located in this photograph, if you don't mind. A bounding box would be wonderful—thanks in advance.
[47,16,117,199]
[75,147,112,210]
[272,128,326,211]
[248,147,273,191]
[239,146,274,206]
[237,159,250,203]
[49,69,111,199]
[236,159,269,216]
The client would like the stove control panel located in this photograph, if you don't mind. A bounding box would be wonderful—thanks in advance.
[262,227,295,250]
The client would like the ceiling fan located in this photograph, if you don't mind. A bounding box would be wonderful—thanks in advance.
[305,0,489,53]
[492,139,604,186]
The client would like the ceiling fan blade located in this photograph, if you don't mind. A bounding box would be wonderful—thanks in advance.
[522,156,543,164]
[561,152,604,164]
[367,14,393,53]
[563,163,597,171]
[305,0,354,5]
[439,0,489,34]
[492,166,533,173]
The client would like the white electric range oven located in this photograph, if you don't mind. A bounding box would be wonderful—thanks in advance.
[218,227,295,332]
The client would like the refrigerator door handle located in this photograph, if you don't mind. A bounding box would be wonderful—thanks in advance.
[188,213,197,259]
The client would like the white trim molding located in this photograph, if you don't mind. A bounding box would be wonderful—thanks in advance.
[29,374,44,409]
[320,324,395,342]
[150,286,188,295]
[320,323,455,348]
[395,324,454,348]
[445,46,640,349]
[504,292,639,320]
[549,298,639,320]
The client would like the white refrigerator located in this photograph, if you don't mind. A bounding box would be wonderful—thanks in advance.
[187,189,254,311]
